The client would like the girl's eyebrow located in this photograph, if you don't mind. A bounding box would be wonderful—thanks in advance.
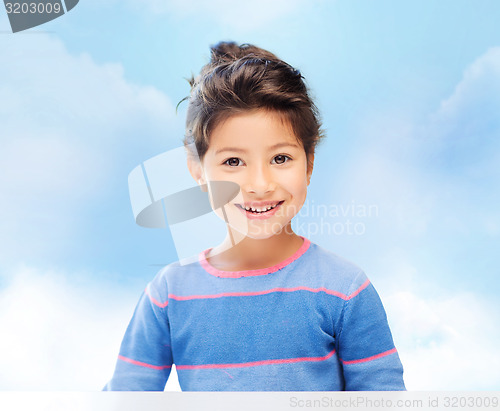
[269,142,300,150]
[215,147,247,155]
[215,142,300,155]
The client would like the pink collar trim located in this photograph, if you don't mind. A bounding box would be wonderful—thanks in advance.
[199,237,311,278]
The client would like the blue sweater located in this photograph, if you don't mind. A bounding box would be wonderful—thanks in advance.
[105,238,405,391]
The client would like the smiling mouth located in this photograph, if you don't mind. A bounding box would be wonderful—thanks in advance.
[235,200,284,214]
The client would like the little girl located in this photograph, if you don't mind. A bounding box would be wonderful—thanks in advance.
[105,42,405,391]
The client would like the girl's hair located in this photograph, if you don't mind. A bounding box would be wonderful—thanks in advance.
[184,41,323,162]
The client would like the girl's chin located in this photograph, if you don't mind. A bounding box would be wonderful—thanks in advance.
[228,223,293,241]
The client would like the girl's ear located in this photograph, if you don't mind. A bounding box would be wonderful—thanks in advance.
[187,157,207,189]
[306,153,314,185]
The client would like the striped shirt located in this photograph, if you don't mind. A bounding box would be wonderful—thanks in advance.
[105,238,405,391]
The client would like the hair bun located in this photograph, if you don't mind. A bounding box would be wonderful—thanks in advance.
[210,41,279,64]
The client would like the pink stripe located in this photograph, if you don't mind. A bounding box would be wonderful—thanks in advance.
[348,279,371,299]
[118,355,171,370]
[341,348,397,365]
[200,237,311,278]
[176,349,336,370]
[168,282,370,302]
[145,286,168,308]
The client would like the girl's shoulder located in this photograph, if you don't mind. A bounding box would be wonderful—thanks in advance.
[296,240,369,293]
[151,257,204,284]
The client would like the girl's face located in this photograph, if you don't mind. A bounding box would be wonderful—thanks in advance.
[199,110,313,240]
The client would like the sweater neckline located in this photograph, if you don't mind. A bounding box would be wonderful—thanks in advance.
[199,237,311,278]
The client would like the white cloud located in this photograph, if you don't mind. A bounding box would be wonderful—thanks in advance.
[385,290,500,390]
[434,47,500,131]
[0,266,129,389]
[425,47,500,177]
[326,46,500,249]
[0,35,174,143]
[0,33,177,265]
[0,265,182,391]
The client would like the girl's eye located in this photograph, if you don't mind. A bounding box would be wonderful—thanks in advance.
[272,155,291,165]
[224,157,243,167]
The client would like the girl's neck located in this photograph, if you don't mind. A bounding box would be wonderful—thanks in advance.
[206,225,304,272]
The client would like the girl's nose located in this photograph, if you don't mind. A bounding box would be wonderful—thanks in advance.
[243,165,276,195]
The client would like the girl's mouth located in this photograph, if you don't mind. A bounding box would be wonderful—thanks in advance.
[235,200,285,218]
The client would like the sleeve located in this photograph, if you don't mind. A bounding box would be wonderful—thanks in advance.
[103,276,173,391]
[337,271,405,391]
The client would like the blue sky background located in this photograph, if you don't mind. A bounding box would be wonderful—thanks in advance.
[0,0,499,390]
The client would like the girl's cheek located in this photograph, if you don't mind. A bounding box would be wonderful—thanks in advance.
[202,166,219,181]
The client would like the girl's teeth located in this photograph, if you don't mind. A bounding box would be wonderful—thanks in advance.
[243,203,279,213]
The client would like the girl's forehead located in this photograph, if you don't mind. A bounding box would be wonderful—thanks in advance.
[208,110,301,151]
